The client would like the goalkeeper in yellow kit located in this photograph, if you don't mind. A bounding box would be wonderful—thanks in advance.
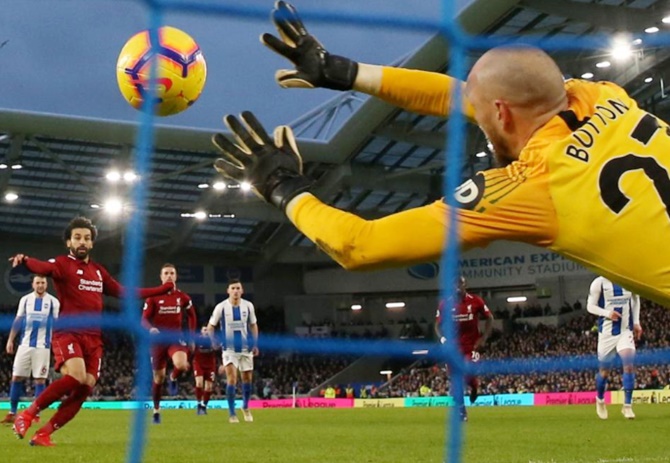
[211,1,670,306]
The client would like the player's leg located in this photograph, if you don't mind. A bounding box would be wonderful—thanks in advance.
[167,347,190,396]
[203,374,214,412]
[30,335,101,445]
[5,346,31,423]
[466,349,481,405]
[30,346,51,423]
[224,353,240,422]
[13,335,87,439]
[618,332,636,419]
[595,335,615,420]
[240,354,254,422]
[4,375,26,424]
[151,345,168,424]
[194,373,205,414]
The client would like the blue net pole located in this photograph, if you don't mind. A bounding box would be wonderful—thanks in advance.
[124,5,165,463]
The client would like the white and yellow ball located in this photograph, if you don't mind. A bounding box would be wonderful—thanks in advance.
[116,26,207,117]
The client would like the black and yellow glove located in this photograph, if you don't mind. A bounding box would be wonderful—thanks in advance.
[261,1,358,91]
[212,111,312,211]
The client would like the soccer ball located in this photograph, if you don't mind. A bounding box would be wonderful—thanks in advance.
[116,26,207,117]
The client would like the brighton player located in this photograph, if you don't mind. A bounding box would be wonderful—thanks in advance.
[587,276,642,420]
[207,279,259,423]
[435,275,493,421]
[212,2,670,308]
[193,326,218,415]
[2,275,60,425]
[142,263,197,424]
[8,216,174,446]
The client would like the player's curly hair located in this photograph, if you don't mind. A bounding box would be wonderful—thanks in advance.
[63,216,98,242]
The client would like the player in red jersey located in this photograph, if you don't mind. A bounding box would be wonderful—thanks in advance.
[192,326,218,415]
[142,263,197,424]
[435,275,493,421]
[8,216,174,446]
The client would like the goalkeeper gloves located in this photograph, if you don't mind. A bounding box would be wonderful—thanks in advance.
[261,1,358,91]
[212,111,312,211]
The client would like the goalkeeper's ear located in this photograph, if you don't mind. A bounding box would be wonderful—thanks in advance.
[274,125,303,173]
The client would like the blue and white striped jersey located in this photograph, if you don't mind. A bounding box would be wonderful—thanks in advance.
[209,298,257,353]
[16,292,60,348]
[587,276,640,336]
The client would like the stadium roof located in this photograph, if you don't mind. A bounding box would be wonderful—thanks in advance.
[2,0,670,272]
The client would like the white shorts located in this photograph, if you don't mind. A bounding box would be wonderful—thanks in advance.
[12,345,51,379]
[597,329,636,363]
[222,351,253,372]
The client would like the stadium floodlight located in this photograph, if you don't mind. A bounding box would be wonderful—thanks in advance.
[240,181,252,191]
[507,296,527,303]
[10,163,22,169]
[645,77,653,83]
[123,170,137,183]
[631,38,643,45]
[385,302,405,309]
[197,183,209,189]
[223,213,236,218]
[213,181,227,190]
[379,370,392,375]
[611,39,632,61]
[351,304,362,311]
[106,170,121,182]
[475,151,487,158]
[581,72,594,79]
[596,61,611,68]
[4,192,18,202]
[194,211,207,220]
[663,16,670,24]
[645,26,659,34]
[0,163,6,169]
[104,198,123,215]
[412,350,429,355]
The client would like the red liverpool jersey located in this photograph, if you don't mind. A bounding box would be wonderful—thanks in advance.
[142,290,197,334]
[436,293,491,349]
[24,254,172,335]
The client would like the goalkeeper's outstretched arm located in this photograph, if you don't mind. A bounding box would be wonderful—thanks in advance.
[262,1,475,120]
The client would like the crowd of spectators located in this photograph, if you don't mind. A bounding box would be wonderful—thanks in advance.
[381,300,670,397]
[2,299,669,401]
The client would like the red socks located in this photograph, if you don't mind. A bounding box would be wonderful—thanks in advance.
[195,386,203,402]
[29,375,81,415]
[38,384,92,435]
[152,382,162,410]
[203,390,211,406]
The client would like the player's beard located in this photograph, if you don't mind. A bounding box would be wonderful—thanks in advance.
[71,246,90,260]
[484,130,515,168]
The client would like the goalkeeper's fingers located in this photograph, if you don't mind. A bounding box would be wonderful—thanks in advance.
[212,132,251,174]
[261,33,295,61]
[213,157,244,181]
[275,70,315,89]
[272,1,306,45]
[274,125,303,172]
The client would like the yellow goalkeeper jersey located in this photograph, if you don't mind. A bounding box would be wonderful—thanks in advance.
[287,70,670,306]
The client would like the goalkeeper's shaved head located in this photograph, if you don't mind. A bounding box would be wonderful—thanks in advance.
[464,46,568,165]
[471,46,566,115]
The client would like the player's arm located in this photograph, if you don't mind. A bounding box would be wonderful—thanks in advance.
[586,278,619,320]
[475,305,494,350]
[212,113,556,271]
[8,255,62,279]
[185,297,197,349]
[100,267,174,299]
[51,296,61,319]
[434,301,447,344]
[7,296,28,354]
[248,303,259,355]
[141,299,159,334]
[6,297,26,355]
[261,2,474,121]
[207,304,222,348]
[631,294,643,339]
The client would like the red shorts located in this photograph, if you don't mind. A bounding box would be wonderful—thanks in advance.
[193,355,216,382]
[151,344,189,371]
[52,332,104,380]
[460,345,480,362]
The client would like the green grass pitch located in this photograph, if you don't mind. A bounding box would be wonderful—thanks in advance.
[1,406,669,462]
